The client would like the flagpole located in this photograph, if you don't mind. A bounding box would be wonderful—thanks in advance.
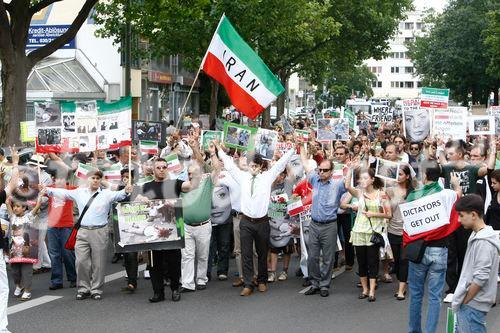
[128,145,132,185]
[37,154,41,185]
[175,14,226,129]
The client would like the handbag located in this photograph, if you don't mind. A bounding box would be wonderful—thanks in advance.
[363,197,385,248]
[64,191,99,250]
[403,238,426,263]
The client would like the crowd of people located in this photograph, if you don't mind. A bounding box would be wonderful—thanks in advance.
[0,111,499,333]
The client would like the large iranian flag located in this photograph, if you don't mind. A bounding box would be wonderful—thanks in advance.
[202,15,285,119]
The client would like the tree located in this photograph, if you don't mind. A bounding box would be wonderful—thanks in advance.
[324,65,376,107]
[0,0,98,145]
[407,0,500,105]
[483,8,500,81]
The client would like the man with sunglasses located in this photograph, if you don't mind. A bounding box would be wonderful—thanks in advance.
[133,157,196,303]
[300,143,346,297]
[213,140,295,296]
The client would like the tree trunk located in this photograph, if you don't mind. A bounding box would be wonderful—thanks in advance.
[209,79,219,125]
[276,70,288,118]
[0,56,29,146]
[261,106,271,128]
[493,85,499,106]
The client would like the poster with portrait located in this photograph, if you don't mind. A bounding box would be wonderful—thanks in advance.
[34,101,62,128]
[468,116,495,135]
[113,199,184,253]
[317,118,348,141]
[432,107,467,142]
[223,122,257,151]
[254,128,279,160]
[403,107,430,143]
[75,100,98,117]
[200,130,223,150]
[375,158,400,182]
[9,221,39,264]
[211,184,232,225]
[132,120,165,143]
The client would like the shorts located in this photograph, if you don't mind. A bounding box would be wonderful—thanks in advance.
[269,240,294,254]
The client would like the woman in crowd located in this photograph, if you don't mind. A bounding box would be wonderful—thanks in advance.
[345,168,392,302]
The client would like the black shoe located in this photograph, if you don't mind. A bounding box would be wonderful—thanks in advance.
[196,284,206,291]
[149,293,165,303]
[179,287,195,293]
[320,289,329,297]
[76,292,91,300]
[49,284,63,290]
[69,281,77,288]
[111,254,122,264]
[368,295,376,302]
[91,293,102,300]
[171,289,181,302]
[302,279,312,287]
[295,267,304,277]
[304,287,320,295]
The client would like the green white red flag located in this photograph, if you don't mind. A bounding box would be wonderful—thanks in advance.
[165,153,182,173]
[103,164,122,181]
[139,140,158,155]
[75,163,97,180]
[202,15,285,119]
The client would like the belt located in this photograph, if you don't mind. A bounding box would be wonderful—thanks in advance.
[311,219,336,224]
[80,225,107,230]
[242,214,269,223]
[188,219,211,227]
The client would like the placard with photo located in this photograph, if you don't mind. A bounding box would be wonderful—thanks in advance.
[35,101,62,128]
[468,116,495,135]
[223,122,257,151]
[375,158,400,182]
[132,120,165,143]
[254,128,279,160]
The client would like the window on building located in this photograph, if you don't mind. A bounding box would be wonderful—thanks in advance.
[377,81,382,88]
[405,66,414,74]
[417,81,422,88]
[391,66,400,73]
[405,81,414,88]
[416,22,423,30]
[404,22,414,30]
[405,37,415,43]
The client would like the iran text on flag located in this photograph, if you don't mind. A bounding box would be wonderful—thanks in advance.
[202,15,285,119]
[139,140,158,155]
[76,163,97,180]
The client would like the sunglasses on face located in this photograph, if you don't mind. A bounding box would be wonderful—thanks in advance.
[156,166,168,170]
[318,168,331,173]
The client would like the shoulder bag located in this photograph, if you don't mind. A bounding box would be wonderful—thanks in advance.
[64,191,99,250]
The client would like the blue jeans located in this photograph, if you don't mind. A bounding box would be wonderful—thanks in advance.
[47,227,76,286]
[408,246,448,333]
[457,304,487,333]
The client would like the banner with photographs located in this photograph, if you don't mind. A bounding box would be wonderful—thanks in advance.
[432,107,467,142]
[36,97,132,153]
[403,105,430,143]
[468,116,495,135]
[200,130,223,150]
[317,118,349,141]
[223,122,257,151]
[254,128,279,160]
[132,120,165,143]
[113,198,184,253]
[9,222,39,264]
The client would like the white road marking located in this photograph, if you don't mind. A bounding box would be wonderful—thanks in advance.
[7,296,63,315]
[298,287,310,294]
[8,264,147,314]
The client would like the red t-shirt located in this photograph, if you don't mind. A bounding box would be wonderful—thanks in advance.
[47,185,76,228]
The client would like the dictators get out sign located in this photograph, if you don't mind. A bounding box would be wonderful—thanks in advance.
[400,192,450,236]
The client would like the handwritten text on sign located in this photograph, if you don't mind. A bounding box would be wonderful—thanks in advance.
[400,192,450,236]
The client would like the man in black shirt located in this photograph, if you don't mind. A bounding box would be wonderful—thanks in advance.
[133,158,194,303]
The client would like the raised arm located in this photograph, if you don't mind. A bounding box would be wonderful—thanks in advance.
[344,168,360,198]
[268,148,295,181]
[31,188,46,216]
[299,142,314,175]
[43,185,77,202]
[213,141,245,182]
[479,136,497,177]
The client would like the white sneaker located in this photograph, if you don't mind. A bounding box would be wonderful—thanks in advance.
[267,272,276,282]
[278,271,288,281]
[13,287,23,297]
[443,293,454,303]
[218,274,228,281]
[144,270,150,279]
[20,291,31,301]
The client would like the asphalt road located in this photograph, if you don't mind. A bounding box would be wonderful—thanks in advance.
[6,254,500,333]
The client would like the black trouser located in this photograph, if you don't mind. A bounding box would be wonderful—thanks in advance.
[388,233,408,283]
[123,252,138,287]
[150,249,181,295]
[355,245,379,279]
[334,214,355,267]
[446,226,471,293]
[208,223,232,276]
[240,216,270,288]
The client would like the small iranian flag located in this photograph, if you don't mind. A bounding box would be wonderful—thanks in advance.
[287,197,305,216]
[103,165,122,181]
[75,163,97,180]
[295,129,309,142]
[140,140,158,155]
[202,15,285,119]
[165,153,182,172]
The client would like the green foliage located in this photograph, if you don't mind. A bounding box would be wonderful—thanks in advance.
[325,65,376,105]
[483,8,500,78]
[407,0,499,104]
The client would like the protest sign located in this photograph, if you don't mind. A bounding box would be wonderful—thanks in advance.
[36,97,132,153]
[403,106,430,143]
[280,114,294,134]
[371,105,393,123]
[35,101,62,128]
[200,130,223,150]
[20,121,36,142]
[491,106,500,135]
[254,128,279,160]
[183,116,192,128]
[132,121,164,143]
[375,158,399,182]
[113,199,184,253]
[400,192,450,236]
[223,122,257,151]
[344,108,356,128]
[446,308,458,333]
[317,118,349,141]
[468,115,495,135]
[9,222,39,264]
[401,98,420,112]
[432,107,467,141]
[420,87,449,109]
[276,141,294,153]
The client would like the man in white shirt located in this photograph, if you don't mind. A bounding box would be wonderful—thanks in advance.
[214,141,295,296]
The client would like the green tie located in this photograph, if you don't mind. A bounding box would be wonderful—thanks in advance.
[251,175,256,196]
